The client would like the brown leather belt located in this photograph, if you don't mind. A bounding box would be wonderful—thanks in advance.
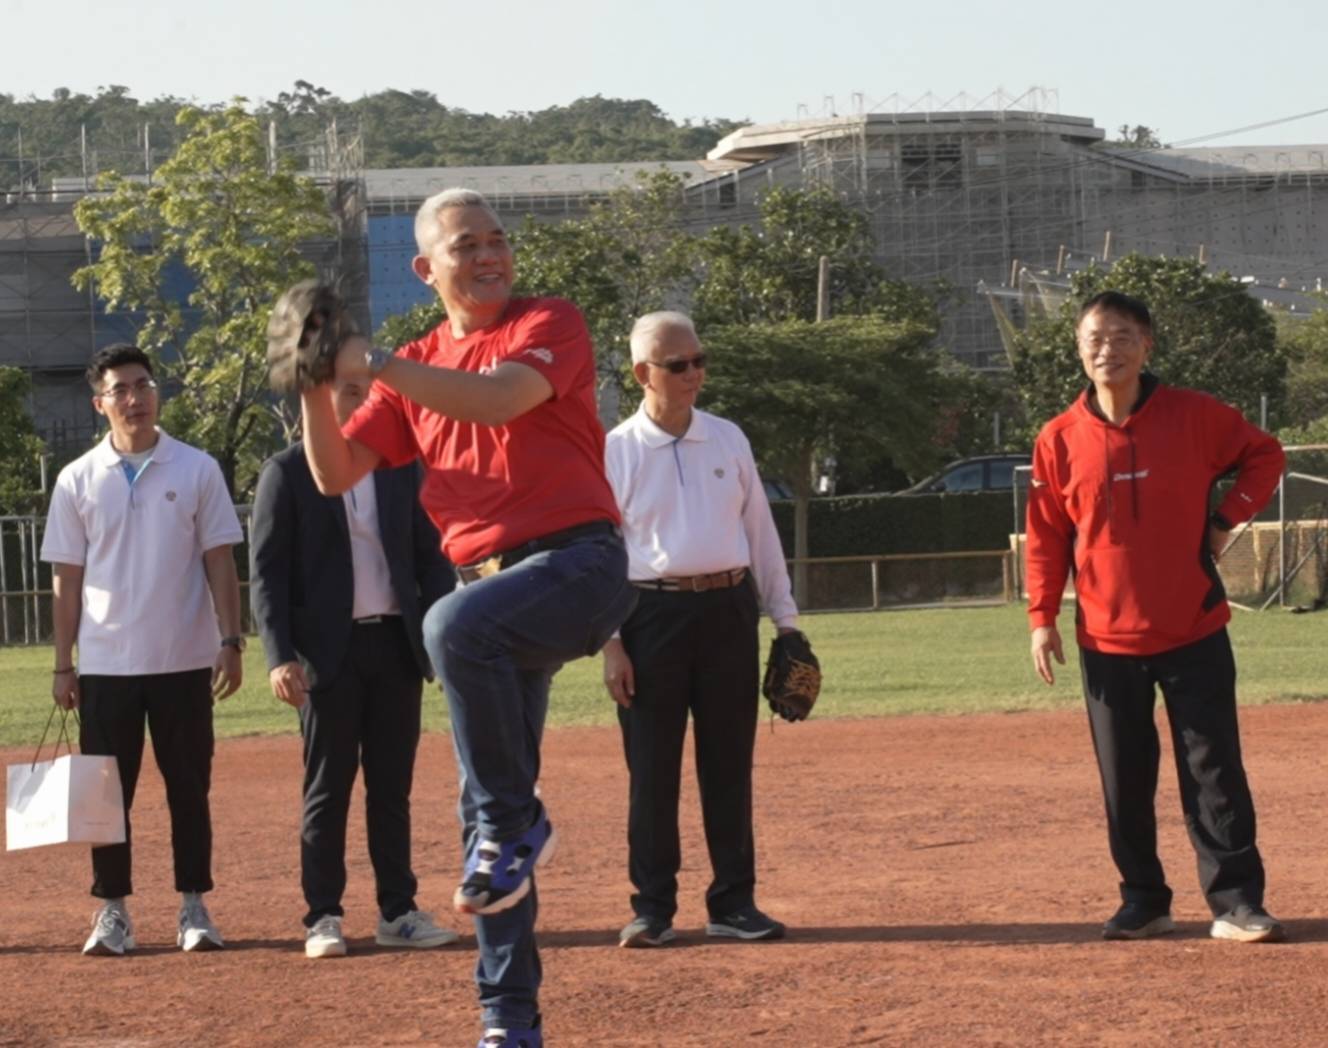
[456,520,619,584]
[632,567,748,593]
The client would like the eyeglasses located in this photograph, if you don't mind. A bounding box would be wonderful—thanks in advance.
[1079,334,1144,351]
[645,354,707,375]
[97,379,158,402]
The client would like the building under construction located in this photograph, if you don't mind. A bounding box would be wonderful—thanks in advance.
[697,89,1328,366]
[3,90,1328,453]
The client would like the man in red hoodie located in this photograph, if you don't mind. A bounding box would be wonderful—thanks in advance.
[1026,290,1286,944]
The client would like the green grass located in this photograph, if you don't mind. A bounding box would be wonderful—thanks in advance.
[0,605,1323,750]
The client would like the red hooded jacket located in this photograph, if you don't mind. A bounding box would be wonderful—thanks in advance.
[1025,377,1285,655]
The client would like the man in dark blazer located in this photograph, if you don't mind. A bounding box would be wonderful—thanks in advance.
[251,337,458,959]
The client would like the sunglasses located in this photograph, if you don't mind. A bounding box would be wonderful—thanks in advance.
[646,354,707,375]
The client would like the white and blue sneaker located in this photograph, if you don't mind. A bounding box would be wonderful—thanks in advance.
[479,1018,542,1047]
[177,893,224,952]
[376,909,459,948]
[83,901,135,957]
[454,805,557,916]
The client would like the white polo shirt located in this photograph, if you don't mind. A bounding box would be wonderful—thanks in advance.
[605,405,798,629]
[41,429,244,676]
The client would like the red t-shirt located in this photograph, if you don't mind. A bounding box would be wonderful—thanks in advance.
[343,297,620,566]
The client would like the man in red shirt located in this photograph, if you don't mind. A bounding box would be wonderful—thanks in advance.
[1026,290,1286,944]
[298,188,636,1048]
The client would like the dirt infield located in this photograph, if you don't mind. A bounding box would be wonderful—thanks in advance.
[2,702,1327,1047]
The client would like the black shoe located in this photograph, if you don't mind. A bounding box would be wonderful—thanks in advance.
[1210,905,1285,943]
[1102,903,1175,940]
[705,905,786,941]
[619,915,677,948]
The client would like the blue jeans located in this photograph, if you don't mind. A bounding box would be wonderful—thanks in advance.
[423,528,635,1029]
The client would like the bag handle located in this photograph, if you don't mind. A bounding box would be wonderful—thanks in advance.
[31,703,80,770]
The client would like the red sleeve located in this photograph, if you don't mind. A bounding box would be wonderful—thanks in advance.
[1025,429,1074,630]
[343,380,419,469]
[499,299,594,400]
[1206,397,1285,526]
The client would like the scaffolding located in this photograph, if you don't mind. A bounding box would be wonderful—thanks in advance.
[768,91,1328,368]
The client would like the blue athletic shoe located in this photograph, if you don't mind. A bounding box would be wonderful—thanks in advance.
[478,1018,542,1047]
[454,806,557,916]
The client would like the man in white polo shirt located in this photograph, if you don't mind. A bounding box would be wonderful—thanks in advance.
[601,311,800,948]
[42,343,244,957]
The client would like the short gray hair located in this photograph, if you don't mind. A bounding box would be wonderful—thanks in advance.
[414,187,497,253]
[629,311,698,364]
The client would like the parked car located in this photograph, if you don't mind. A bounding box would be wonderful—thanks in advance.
[762,476,795,501]
[895,454,1031,495]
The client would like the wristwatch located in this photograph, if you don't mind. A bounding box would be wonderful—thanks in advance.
[365,345,391,377]
[221,635,246,652]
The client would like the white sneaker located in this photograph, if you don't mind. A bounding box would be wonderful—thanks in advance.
[376,909,459,949]
[83,901,135,957]
[177,895,224,952]
[305,914,348,958]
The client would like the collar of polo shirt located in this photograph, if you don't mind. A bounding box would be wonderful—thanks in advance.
[635,404,710,448]
[93,427,175,467]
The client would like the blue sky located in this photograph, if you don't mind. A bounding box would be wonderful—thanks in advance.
[6,0,1328,148]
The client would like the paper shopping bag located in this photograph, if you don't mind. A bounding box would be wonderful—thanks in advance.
[7,747,126,851]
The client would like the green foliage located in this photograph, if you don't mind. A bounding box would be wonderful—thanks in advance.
[1,86,743,189]
[768,491,1014,556]
[375,300,446,348]
[1008,254,1286,440]
[1112,125,1163,149]
[513,170,697,392]
[1278,414,1328,480]
[692,186,939,329]
[0,368,46,514]
[71,104,335,499]
[702,316,955,500]
[1278,306,1328,427]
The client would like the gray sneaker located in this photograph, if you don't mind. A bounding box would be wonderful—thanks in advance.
[619,915,676,948]
[375,909,459,949]
[305,914,348,958]
[83,902,135,956]
[1211,905,1285,943]
[177,896,224,952]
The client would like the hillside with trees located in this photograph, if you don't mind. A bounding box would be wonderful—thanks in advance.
[0,84,743,188]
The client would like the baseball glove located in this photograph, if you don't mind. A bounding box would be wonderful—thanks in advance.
[266,280,356,394]
[762,631,822,722]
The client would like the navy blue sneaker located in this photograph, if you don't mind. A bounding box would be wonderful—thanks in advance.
[619,914,677,948]
[478,1017,542,1047]
[1102,902,1175,940]
[455,807,557,916]
[705,905,786,941]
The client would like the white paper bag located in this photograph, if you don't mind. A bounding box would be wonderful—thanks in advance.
[6,753,126,851]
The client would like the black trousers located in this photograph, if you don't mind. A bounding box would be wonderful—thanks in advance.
[617,580,760,922]
[1079,627,1266,916]
[78,668,215,899]
[299,617,423,926]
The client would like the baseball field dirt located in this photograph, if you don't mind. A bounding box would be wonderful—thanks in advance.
[2,703,1326,1046]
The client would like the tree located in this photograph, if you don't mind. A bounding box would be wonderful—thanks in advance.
[1007,254,1287,439]
[692,186,936,328]
[1277,305,1328,427]
[514,170,697,399]
[701,316,952,597]
[0,367,46,514]
[1113,125,1163,149]
[72,103,335,498]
